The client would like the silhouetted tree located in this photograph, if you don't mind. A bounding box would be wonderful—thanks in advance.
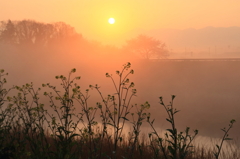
[52,22,76,39]
[0,20,80,47]
[124,34,169,60]
[15,20,42,45]
[0,20,16,44]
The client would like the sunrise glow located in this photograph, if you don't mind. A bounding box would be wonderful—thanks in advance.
[1,1,240,158]
[108,18,115,24]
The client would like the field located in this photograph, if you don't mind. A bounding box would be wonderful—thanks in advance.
[1,60,240,159]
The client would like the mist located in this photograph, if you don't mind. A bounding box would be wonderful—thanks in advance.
[1,19,240,144]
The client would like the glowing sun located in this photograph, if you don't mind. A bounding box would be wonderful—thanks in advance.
[108,18,115,24]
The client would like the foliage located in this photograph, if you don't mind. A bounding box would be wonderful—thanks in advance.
[0,64,238,159]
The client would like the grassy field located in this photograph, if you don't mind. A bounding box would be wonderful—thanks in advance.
[0,63,239,159]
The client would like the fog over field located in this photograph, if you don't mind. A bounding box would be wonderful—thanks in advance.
[1,1,240,158]
[1,39,240,143]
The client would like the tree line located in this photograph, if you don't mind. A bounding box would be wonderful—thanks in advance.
[0,19,169,60]
[0,20,79,46]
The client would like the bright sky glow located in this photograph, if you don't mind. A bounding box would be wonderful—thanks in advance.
[108,18,115,24]
[1,0,240,45]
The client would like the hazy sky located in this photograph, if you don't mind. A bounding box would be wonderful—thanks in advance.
[1,0,240,45]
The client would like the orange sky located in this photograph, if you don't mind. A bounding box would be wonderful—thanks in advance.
[1,0,240,45]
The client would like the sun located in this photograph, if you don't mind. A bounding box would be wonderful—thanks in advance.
[108,18,115,24]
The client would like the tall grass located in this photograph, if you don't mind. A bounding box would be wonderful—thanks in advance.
[0,64,238,159]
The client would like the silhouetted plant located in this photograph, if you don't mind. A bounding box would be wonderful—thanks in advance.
[0,69,23,159]
[214,119,236,159]
[126,101,150,158]
[42,68,84,159]
[0,64,239,159]
[90,62,149,158]
[0,72,32,158]
[147,95,198,159]
[11,83,51,158]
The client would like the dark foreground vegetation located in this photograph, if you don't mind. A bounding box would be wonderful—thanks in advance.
[0,63,238,159]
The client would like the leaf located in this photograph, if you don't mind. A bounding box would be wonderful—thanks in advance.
[166,140,175,146]
[69,133,80,140]
[230,119,236,124]
[224,138,233,140]
[168,145,176,156]
[165,133,169,138]
[148,133,152,138]
[158,137,163,142]
[166,129,177,136]
[166,118,172,123]
[151,119,155,124]
[121,117,129,121]
[173,110,180,114]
